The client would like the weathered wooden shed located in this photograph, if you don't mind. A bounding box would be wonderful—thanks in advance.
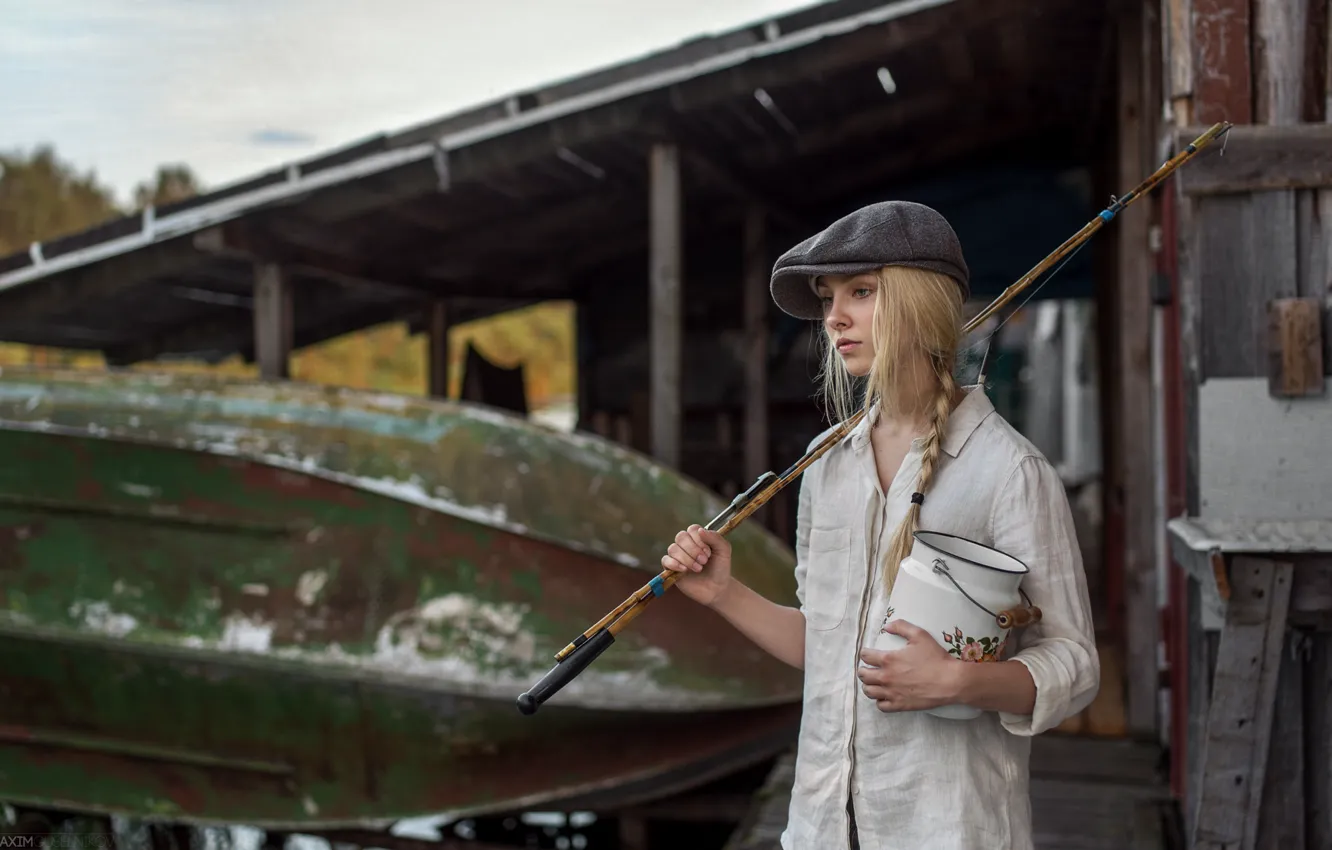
[1157,0,1332,847]
[5,0,1316,845]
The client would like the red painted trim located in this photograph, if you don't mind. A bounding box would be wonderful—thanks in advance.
[1159,175,1190,802]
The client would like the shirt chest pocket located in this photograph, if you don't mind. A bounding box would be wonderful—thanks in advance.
[803,526,851,631]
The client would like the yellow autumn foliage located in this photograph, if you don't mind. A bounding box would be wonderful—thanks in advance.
[0,301,577,412]
[0,145,576,413]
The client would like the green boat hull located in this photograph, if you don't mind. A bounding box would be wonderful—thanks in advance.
[0,367,803,828]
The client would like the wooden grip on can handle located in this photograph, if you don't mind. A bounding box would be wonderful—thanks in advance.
[996,606,1042,629]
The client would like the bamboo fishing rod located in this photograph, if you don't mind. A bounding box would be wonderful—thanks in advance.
[516,120,1232,717]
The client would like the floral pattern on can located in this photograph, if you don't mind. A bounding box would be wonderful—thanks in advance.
[942,626,1005,662]
[877,608,896,632]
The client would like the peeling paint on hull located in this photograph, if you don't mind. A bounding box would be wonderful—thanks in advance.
[0,367,803,826]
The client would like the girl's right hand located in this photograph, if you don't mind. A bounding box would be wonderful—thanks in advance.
[661,524,733,607]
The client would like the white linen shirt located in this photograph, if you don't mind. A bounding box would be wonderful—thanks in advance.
[781,386,1100,850]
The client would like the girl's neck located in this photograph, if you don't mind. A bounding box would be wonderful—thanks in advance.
[873,382,964,436]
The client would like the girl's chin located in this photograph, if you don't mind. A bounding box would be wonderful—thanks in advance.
[841,357,872,378]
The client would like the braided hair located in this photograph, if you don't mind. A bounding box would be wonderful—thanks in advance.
[815,264,965,595]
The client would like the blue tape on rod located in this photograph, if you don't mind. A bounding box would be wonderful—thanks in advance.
[1099,209,1116,222]
[649,575,665,596]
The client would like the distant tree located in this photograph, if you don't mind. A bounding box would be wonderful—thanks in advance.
[133,164,202,210]
[0,145,121,255]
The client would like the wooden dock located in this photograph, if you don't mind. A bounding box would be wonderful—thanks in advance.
[722,734,1175,850]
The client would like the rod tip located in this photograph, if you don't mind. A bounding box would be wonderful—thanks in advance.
[516,692,539,715]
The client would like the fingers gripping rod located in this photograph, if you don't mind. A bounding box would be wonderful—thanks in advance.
[516,121,1232,716]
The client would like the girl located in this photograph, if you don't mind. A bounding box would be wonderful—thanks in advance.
[659,200,1100,850]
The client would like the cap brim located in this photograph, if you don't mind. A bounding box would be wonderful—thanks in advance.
[769,262,883,320]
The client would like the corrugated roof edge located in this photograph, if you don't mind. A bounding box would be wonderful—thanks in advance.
[0,0,954,297]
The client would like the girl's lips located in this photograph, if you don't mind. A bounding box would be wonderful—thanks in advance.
[836,340,861,352]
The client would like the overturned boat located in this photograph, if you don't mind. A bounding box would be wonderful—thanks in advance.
[0,366,803,829]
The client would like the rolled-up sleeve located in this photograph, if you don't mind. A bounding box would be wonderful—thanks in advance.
[989,454,1100,735]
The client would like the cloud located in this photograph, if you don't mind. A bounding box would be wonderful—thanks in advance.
[1,0,816,205]
[249,129,317,147]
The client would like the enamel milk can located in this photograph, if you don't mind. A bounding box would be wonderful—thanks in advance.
[871,530,1041,720]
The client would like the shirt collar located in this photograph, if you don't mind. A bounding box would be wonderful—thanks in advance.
[845,384,993,457]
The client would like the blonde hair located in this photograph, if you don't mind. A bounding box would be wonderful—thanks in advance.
[815,265,964,594]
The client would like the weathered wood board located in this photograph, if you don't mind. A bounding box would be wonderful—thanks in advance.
[1198,377,1332,519]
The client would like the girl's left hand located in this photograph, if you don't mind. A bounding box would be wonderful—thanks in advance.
[857,620,963,712]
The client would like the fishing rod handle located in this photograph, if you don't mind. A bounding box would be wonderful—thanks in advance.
[516,627,616,715]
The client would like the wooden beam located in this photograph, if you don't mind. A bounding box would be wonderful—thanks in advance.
[203,219,568,301]
[0,235,206,323]
[387,189,640,277]
[743,205,769,490]
[661,0,1033,114]
[1176,124,1332,195]
[1115,0,1161,740]
[252,261,292,379]
[649,142,683,467]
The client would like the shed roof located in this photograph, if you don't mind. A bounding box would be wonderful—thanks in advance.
[0,0,1112,364]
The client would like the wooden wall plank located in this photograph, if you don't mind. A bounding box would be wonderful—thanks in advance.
[1192,0,1252,125]
[1305,0,1330,122]
[1196,192,1298,378]
[1255,634,1306,849]
[1295,191,1332,374]
[1190,557,1293,850]
[1177,124,1332,195]
[1253,0,1309,126]
[1165,0,1195,115]
[1185,577,1212,842]
[1307,635,1332,848]
[1198,377,1332,519]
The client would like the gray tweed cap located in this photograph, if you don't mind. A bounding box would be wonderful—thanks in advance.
[769,200,970,320]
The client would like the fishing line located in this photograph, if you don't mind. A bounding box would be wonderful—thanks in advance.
[960,235,1091,387]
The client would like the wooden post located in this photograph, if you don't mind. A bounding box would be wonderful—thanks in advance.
[1116,0,1161,740]
[743,205,769,488]
[427,299,450,399]
[252,261,292,380]
[649,142,683,467]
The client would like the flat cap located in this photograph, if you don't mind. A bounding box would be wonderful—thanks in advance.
[770,200,970,320]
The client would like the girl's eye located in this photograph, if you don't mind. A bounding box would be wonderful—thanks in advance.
[854,288,872,297]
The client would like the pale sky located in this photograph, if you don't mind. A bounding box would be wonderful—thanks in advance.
[2,0,819,207]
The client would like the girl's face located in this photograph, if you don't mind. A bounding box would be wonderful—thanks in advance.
[817,272,878,377]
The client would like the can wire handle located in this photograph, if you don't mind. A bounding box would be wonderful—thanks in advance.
[930,559,1042,629]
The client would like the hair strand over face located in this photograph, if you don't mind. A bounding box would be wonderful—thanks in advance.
[815,265,964,596]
